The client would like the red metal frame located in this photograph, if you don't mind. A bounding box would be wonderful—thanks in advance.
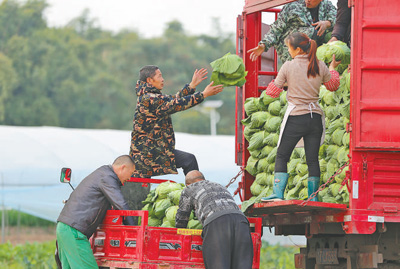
[235,7,281,202]
[236,0,400,236]
[128,177,176,188]
[91,210,263,268]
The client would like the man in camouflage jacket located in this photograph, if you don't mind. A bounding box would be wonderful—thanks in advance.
[248,0,337,63]
[130,66,223,178]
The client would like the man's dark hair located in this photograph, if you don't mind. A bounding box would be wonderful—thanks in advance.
[139,65,159,82]
[113,155,135,166]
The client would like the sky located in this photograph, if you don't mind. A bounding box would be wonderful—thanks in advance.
[44,0,245,38]
[43,0,338,38]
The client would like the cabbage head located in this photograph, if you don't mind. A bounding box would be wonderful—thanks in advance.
[255,172,269,186]
[251,111,270,128]
[156,181,183,199]
[165,205,179,222]
[288,158,302,175]
[261,90,279,106]
[265,116,282,132]
[268,100,281,116]
[260,145,274,158]
[332,129,346,146]
[317,41,350,64]
[244,97,260,115]
[337,147,349,165]
[263,133,279,147]
[148,217,162,227]
[246,156,259,176]
[257,158,269,173]
[188,219,203,229]
[142,203,155,217]
[250,181,264,196]
[168,190,182,205]
[161,220,175,228]
[248,130,265,151]
[210,53,247,87]
[296,163,308,177]
[154,198,172,218]
[266,147,278,163]
[280,91,287,105]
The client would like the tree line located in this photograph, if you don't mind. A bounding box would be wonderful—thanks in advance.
[0,0,237,134]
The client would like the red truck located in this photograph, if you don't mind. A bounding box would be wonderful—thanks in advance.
[235,0,400,268]
[57,175,262,269]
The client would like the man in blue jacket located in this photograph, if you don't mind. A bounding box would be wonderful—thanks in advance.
[56,155,136,268]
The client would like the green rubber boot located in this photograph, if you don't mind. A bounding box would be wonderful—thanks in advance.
[308,176,320,202]
[261,172,289,202]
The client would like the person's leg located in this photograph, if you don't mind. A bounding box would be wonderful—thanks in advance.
[174,149,199,175]
[303,114,323,178]
[56,222,98,269]
[231,215,253,269]
[303,114,323,201]
[202,215,232,269]
[274,115,308,173]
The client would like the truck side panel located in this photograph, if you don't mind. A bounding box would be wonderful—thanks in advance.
[350,0,400,225]
[352,0,400,149]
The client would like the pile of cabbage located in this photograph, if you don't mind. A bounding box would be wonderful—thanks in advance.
[241,66,351,212]
[210,52,248,87]
[317,41,351,74]
[141,181,203,229]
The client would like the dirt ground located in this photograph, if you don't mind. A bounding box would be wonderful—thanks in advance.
[0,226,56,245]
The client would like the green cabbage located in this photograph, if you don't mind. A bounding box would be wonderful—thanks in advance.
[255,172,269,186]
[168,190,182,206]
[148,217,162,227]
[317,41,350,64]
[261,90,279,105]
[265,116,282,132]
[245,156,259,176]
[154,198,172,218]
[257,158,269,173]
[244,97,260,116]
[248,130,265,151]
[165,205,179,222]
[251,111,270,128]
[260,145,274,158]
[210,53,247,87]
[155,181,183,199]
[188,219,203,229]
[250,181,264,196]
[268,100,281,116]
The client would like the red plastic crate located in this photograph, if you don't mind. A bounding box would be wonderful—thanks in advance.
[92,210,262,268]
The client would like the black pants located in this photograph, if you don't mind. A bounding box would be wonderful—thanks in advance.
[202,214,253,269]
[174,149,198,175]
[275,113,323,177]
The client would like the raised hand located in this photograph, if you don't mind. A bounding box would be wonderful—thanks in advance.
[189,68,208,89]
[247,44,265,62]
[202,81,224,98]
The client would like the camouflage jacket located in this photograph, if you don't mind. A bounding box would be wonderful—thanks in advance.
[259,0,337,63]
[130,81,204,177]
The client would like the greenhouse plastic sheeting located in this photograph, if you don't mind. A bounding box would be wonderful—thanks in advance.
[0,125,238,222]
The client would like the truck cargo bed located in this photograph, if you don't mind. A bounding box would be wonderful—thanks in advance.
[246,200,347,216]
[91,210,262,269]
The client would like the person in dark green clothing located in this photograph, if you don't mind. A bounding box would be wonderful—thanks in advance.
[248,0,337,63]
[56,155,136,268]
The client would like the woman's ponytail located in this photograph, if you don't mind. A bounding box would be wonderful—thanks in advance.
[307,39,319,78]
[285,32,320,78]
